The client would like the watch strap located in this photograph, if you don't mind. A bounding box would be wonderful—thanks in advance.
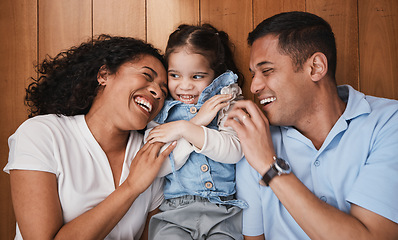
[260,164,278,186]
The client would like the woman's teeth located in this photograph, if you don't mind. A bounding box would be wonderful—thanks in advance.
[260,97,276,105]
[135,97,152,113]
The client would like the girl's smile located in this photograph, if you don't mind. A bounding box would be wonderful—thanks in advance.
[167,48,215,105]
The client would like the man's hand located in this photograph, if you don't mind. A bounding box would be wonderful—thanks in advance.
[225,100,275,175]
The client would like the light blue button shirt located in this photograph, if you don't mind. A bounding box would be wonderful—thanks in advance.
[155,71,247,208]
[236,85,398,238]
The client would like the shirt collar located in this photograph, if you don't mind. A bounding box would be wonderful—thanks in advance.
[338,85,371,121]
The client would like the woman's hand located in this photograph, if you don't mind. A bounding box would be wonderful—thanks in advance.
[126,141,176,193]
[191,94,232,126]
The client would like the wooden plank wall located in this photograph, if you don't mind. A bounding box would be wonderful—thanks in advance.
[1,0,397,238]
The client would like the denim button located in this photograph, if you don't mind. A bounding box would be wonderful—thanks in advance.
[201,164,209,172]
[205,181,213,189]
[320,196,327,202]
[189,106,197,114]
[314,160,320,167]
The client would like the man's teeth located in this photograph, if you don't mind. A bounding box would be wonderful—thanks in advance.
[135,97,152,113]
[260,97,276,105]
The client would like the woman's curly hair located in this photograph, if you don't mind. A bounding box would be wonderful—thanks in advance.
[26,34,166,117]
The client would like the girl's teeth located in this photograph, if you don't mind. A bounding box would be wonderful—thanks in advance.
[260,97,276,105]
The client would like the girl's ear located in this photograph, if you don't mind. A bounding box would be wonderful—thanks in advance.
[97,65,109,86]
[309,52,328,82]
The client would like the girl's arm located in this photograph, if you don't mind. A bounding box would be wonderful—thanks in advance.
[147,94,243,164]
[10,141,175,240]
[145,121,193,177]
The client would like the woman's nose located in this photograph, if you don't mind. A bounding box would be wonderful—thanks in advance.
[148,83,162,99]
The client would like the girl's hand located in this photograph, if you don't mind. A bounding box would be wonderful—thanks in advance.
[146,120,188,144]
[191,94,232,126]
[126,141,176,193]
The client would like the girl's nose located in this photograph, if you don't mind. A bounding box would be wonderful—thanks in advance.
[179,79,193,90]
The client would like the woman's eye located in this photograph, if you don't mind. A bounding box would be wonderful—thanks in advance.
[144,72,153,81]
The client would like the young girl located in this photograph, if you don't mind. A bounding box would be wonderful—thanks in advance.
[145,24,247,239]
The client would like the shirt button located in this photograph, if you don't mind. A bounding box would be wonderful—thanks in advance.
[314,160,320,167]
[201,164,209,172]
[320,196,327,202]
[189,106,197,114]
[205,181,213,189]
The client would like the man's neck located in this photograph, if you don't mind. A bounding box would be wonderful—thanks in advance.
[296,84,346,150]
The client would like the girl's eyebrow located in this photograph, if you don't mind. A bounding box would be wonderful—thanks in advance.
[143,66,158,77]
[194,72,210,75]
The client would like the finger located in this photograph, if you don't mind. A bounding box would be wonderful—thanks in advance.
[224,117,248,137]
[158,141,177,160]
[145,142,165,160]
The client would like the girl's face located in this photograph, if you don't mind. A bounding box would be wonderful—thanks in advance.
[167,49,215,104]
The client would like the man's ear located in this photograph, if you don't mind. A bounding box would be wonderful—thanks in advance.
[309,52,328,82]
[97,65,109,86]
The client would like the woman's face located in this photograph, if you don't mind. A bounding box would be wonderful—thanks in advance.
[98,54,168,130]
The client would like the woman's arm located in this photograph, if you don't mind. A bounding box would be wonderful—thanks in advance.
[10,141,175,240]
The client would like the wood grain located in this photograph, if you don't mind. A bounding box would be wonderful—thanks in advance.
[359,0,398,99]
[147,0,199,53]
[201,0,254,100]
[307,0,359,89]
[0,0,37,239]
[253,0,306,26]
[93,0,146,39]
[39,0,92,61]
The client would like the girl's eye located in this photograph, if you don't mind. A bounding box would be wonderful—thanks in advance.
[169,73,179,78]
[193,75,204,80]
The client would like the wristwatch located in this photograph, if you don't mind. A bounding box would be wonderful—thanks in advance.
[259,156,291,186]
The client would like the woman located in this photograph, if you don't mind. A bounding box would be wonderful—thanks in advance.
[3,35,175,239]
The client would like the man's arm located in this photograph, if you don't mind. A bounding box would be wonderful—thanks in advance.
[226,100,398,240]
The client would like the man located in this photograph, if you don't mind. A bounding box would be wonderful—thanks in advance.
[225,11,398,239]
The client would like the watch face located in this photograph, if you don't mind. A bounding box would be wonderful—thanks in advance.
[276,158,290,171]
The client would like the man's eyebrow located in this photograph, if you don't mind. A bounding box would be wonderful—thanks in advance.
[249,61,272,72]
[143,66,158,77]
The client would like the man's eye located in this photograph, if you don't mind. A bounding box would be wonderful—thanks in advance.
[262,69,273,75]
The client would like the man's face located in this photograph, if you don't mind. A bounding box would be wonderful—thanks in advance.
[249,35,313,126]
